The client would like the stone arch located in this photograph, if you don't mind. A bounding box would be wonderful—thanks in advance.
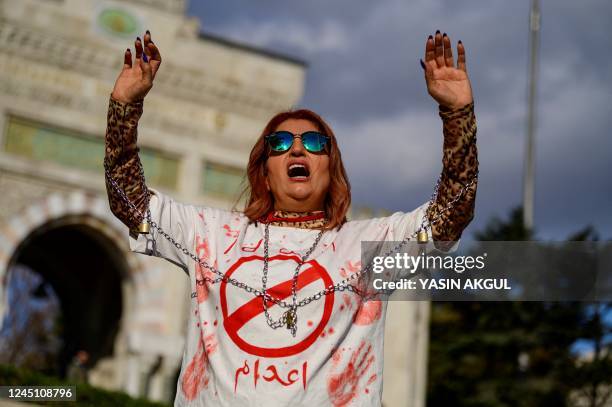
[0,190,142,274]
[0,190,142,377]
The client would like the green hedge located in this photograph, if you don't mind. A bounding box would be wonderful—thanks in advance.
[0,364,170,406]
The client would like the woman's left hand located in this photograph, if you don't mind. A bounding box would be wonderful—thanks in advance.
[421,30,473,110]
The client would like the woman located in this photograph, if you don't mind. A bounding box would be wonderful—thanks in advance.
[104,29,477,406]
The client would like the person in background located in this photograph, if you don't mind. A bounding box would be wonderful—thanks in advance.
[67,350,89,384]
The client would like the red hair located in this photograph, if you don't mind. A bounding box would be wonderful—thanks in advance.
[241,109,351,230]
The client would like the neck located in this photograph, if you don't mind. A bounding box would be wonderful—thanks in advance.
[273,196,325,213]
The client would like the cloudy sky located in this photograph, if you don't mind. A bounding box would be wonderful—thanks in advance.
[187,0,611,240]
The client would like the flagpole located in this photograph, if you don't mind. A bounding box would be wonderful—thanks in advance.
[523,0,541,232]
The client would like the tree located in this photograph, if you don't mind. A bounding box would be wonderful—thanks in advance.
[0,264,62,375]
[427,207,611,407]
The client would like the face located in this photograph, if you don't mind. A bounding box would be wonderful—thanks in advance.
[265,118,330,212]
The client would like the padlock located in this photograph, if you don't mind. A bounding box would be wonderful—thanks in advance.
[417,229,429,244]
[137,221,150,234]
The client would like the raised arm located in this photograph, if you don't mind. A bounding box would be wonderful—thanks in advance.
[104,96,148,233]
[420,30,478,244]
[104,30,162,235]
[427,101,478,243]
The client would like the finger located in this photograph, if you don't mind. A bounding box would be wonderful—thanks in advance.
[457,40,467,72]
[147,43,162,77]
[146,42,162,64]
[424,33,441,75]
[123,48,132,69]
[424,35,436,70]
[143,30,152,58]
[143,30,162,77]
[139,52,153,85]
[135,37,143,60]
[443,33,455,68]
[434,30,444,68]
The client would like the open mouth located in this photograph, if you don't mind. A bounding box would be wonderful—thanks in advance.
[287,163,310,179]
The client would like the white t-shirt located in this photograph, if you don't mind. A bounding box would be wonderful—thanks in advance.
[129,188,432,406]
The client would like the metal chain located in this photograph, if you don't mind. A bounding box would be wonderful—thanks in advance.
[261,222,325,336]
[104,159,478,310]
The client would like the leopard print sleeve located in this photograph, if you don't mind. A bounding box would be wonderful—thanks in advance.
[426,101,478,246]
[104,94,150,235]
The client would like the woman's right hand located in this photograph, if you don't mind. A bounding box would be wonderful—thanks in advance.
[111,30,162,104]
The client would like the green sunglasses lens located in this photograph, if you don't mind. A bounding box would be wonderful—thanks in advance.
[267,132,293,151]
[302,132,328,152]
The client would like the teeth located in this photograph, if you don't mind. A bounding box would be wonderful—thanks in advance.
[289,164,305,170]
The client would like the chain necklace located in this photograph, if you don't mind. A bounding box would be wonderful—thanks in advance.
[261,222,325,337]
[104,159,478,336]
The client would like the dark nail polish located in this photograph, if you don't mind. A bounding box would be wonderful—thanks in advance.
[143,53,148,62]
[436,29,440,34]
[146,29,150,34]
[126,48,130,52]
[137,36,141,42]
[443,32,447,37]
[428,35,433,40]
[458,40,463,44]
[420,59,426,70]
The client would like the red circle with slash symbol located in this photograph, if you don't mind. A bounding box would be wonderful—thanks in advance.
[220,254,334,357]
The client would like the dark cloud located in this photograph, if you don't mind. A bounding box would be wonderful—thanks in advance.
[187,0,612,239]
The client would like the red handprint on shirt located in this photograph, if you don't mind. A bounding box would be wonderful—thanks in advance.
[340,292,382,326]
[181,330,217,401]
[339,259,382,326]
[354,298,382,326]
[327,340,377,406]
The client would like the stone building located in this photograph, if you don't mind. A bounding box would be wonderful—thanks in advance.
[0,0,428,405]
